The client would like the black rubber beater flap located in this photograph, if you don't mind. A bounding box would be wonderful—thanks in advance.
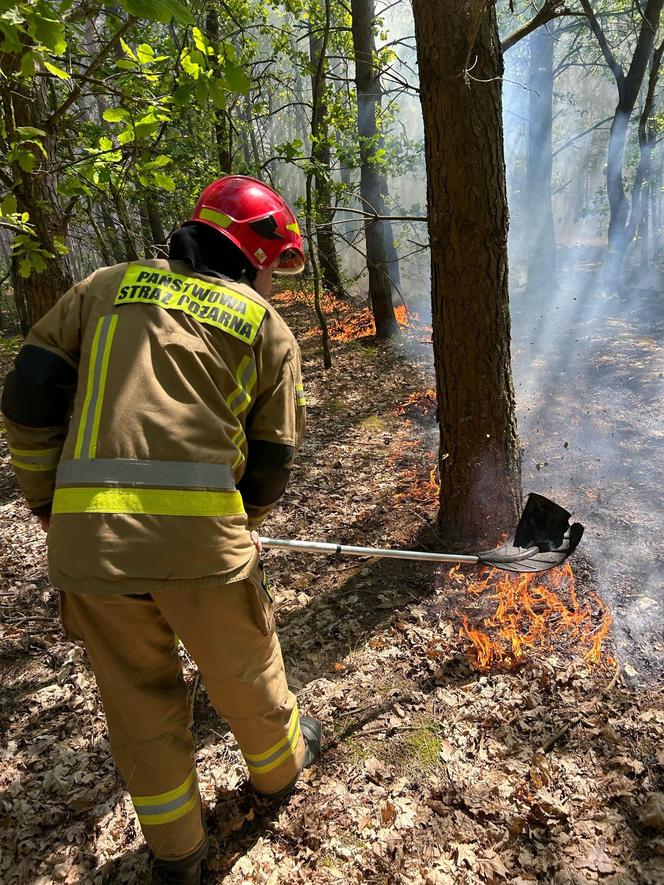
[477,493,585,574]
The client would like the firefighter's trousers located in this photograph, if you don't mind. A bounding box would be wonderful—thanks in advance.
[60,563,305,861]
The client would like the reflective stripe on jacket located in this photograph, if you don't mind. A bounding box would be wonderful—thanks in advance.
[1,259,305,593]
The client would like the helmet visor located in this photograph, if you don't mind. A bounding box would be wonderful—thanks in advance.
[275,247,306,275]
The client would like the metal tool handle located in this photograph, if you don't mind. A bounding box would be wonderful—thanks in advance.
[259,537,480,565]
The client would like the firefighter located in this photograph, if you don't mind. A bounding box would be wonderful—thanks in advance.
[1,176,322,884]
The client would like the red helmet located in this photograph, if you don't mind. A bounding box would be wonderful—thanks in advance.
[190,175,306,275]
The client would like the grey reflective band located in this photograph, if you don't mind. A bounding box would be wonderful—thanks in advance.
[134,778,198,818]
[57,458,236,490]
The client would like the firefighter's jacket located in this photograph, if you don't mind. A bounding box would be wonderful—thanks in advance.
[1,259,306,593]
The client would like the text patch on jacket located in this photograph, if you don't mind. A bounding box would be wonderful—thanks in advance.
[115,265,267,344]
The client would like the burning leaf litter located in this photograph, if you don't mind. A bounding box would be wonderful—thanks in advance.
[447,562,614,672]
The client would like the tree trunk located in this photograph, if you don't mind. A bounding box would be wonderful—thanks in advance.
[309,27,346,299]
[0,54,74,329]
[145,198,167,255]
[526,26,556,292]
[206,9,233,173]
[350,0,399,338]
[411,1,522,546]
[111,188,139,261]
[581,0,664,274]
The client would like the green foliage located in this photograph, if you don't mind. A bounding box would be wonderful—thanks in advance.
[120,0,193,26]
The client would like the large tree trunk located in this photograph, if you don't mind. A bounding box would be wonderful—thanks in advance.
[526,26,556,292]
[350,0,399,338]
[412,1,522,546]
[309,28,346,299]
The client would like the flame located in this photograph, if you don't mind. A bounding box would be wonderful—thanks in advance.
[394,389,437,419]
[449,563,612,671]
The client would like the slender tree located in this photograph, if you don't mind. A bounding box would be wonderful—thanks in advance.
[580,0,664,271]
[526,25,557,291]
[309,21,346,299]
[411,0,522,546]
[350,0,399,338]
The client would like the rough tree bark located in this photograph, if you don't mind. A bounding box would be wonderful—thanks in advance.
[411,0,522,546]
[526,25,556,292]
[309,26,346,299]
[350,0,399,338]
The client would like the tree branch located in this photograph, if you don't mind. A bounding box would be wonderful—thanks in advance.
[502,1,568,53]
[579,0,624,88]
[46,16,138,130]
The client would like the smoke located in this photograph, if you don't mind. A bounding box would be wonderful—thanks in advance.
[503,34,664,680]
[362,8,664,677]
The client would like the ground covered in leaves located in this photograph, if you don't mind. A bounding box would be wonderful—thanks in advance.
[1,295,663,884]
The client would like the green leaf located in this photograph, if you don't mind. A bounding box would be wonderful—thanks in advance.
[224,61,250,96]
[18,256,32,278]
[29,13,66,54]
[144,155,172,169]
[209,79,227,110]
[16,126,47,140]
[120,37,137,60]
[134,120,159,138]
[52,236,69,256]
[103,107,130,123]
[136,42,155,64]
[172,82,194,105]
[21,50,35,77]
[192,27,208,54]
[99,136,114,151]
[43,59,70,80]
[115,59,138,71]
[117,126,136,145]
[120,0,194,26]
[152,171,175,191]
[1,193,17,216]
[17,149,36,172]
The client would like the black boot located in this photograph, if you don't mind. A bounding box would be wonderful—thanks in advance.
[150,837,208,885]
[256,715,322,803]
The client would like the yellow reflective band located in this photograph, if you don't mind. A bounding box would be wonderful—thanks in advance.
[10,445,61,472]
[227,356,257,470]
[74,317,104,458]
[244,707,300,764]
[137,792,198,826]
[133,770,199,826]
[286,222,300,235]
[52,487,246,517]
[295,383,306,406]
[199,206,233,229]
[133,769,196,807]
[9,446,61,458]
[246,722,302,775]
[89,315,117,458]
[10,459,57,472]
[74,315,117,459]
[231,427,246,470]
[115,264,266,346]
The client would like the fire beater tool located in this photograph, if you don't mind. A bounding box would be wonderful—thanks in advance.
[261,493,584,574]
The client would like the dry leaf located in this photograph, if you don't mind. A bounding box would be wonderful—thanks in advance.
[641,793,664,832]
[381,801,397,826]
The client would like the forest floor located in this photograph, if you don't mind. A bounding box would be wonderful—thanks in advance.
[1,289,663,884]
